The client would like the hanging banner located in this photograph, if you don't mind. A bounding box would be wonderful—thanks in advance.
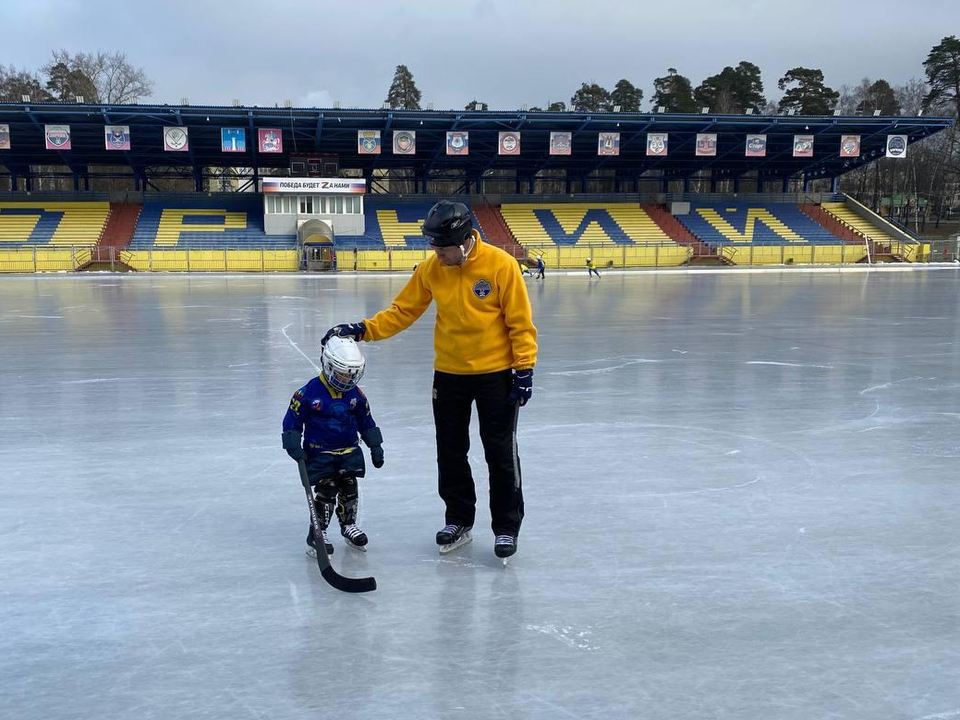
[549,131,572,155]
[446,131,469,156]
[0,124,11,150]
[163,126,189,152]
[393,130,416,155]
[646,132,667,157]
[886,134,908,159]
[262,177,366,194]
[839,135,861,158]
[499,131,520,155]
[104,125,131,151]
[258,128,283,154]
[221,128,245,153]
[44,124,71,150]
[793,135,814,157]
[597,132,620,156]
[221,128,246,153]
[357,130,381,155]
[695,133,717,157]
[745,134,767,157]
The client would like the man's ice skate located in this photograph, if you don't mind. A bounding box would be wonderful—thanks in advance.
[436,524,472,554]
[341,523,368,552]
[494,535,517,565]
[306,529,334,558]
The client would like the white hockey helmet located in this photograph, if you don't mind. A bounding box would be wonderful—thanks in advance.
[321,336,365,392]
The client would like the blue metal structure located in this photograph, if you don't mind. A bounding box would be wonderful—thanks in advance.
[0,102,953,193]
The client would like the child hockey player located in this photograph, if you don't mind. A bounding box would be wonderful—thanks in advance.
[281,336,384,556]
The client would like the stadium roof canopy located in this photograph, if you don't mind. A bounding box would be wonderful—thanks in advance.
[0,102,953,191]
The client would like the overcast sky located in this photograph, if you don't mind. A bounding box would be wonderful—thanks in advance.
[3,0,954,109]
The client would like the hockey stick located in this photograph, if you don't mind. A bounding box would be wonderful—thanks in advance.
[297,458,377,593]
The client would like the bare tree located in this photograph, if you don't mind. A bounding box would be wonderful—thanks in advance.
[45,50,153,104]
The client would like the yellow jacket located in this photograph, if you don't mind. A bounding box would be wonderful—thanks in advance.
[363,232,538,374]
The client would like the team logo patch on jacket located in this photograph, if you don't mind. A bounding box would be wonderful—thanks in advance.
[473,279,492,299]
[312,399,322,411]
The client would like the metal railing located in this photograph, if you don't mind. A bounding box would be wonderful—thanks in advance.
[0,246,300,273]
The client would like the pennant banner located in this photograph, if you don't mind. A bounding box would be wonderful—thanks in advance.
[259,128,283,154]
[886,134,908,159]
[45,124,71,150]
[221,128,246,152]
[163,126,189,152]
[499,131,520,155]
[446,131,469,156]
[104,125,131,151]
[549,131,572,155]
[793,135,814,158]
[646,132,667,157]
[357,130,381,155]
[839,135,860,158]
[0,124,10,150]
[598,132,620,156]
[393,130,416,155]
[745,134,767,157]
[695,133,717,157]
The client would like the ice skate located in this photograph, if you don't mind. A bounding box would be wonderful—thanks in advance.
[494,535,517,566]
[436,524,472,554]
[341,523,368,552]
[306,528,334,558]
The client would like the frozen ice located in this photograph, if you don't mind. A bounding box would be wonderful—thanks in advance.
[2,268,959,719]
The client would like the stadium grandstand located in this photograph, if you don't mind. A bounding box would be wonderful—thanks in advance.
[0,102,952,272]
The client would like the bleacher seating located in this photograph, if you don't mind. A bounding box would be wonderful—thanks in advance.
[0,202,110,246]
[675,204,846,247]
[499,203,674,246]
[335,202,488,250]
[129,197,295,249]
[820,202,896,245]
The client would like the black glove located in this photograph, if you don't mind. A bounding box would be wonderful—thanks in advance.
[322,321,366,346]
[507,368,533,407]
[281,430,306,461]
[361,427,384,469]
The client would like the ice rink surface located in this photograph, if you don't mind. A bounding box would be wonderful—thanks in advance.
[2,268,959,720]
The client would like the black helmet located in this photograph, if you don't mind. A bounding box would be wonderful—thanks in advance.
[422,200,473,248]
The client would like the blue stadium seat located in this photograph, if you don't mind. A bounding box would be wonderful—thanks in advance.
[129,196,295,249]
[676,203,845,247]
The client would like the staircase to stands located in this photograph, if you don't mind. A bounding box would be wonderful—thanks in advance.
[80,201,142,270]
[472,202,526,260]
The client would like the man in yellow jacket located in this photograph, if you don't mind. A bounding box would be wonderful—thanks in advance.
[322,200,538,561]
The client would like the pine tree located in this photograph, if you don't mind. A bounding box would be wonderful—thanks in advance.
[777,67,839,114]
[610,79,642,111]
[570,83,611,112]
[385,65,422,110]
[695,61,765,113]
[855,79,900,116]
[922,35,960,116]
[651,68,697,112]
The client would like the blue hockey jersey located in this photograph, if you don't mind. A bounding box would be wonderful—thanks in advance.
[282,375,378,452]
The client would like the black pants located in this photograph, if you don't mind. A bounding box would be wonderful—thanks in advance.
[305,450,363,544]
[432,370,524,536]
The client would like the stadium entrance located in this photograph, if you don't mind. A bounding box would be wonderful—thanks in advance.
[261,176,366,271]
